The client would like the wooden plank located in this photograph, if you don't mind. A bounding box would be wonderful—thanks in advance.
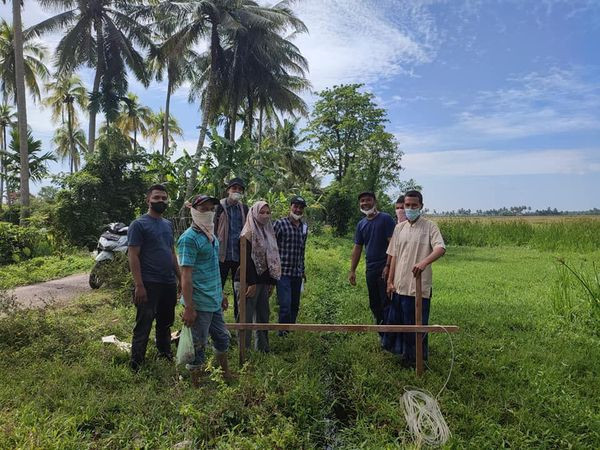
[238,236,247,365]
[415,273,424,377]
[226,323,458,333]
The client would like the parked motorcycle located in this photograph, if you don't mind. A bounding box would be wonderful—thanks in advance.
[89,222,128,289]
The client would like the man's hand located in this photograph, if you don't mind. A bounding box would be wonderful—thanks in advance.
[412,260,428,277]
[182,305,197,327]
[348,271,357,286]
[386,282,395,298]
[302,272,307,283]
[133,284,147,304]
[246,284,257,298]
[221,293,229,311]
[382,265,389,281]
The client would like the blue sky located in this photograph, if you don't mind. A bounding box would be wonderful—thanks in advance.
[2,0,599,211]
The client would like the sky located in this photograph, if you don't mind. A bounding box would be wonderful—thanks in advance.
[1,0,599,211]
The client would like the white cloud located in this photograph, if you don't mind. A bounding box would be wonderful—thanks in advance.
[403,148,600,177]
[293,0,439,91]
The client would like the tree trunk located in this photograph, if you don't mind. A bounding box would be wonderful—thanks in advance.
[258,104,263,150]
[0,125,5,210]
[184,22,219,204]
[67,104,75,173]
[163,78,172,157]
[133,119,138,154]
[12,0,30,223]
[88,21,105,154]
[229,104,237,141]
[245,91,254,138]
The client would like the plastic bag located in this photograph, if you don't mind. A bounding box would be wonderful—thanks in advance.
[176,326,195,366]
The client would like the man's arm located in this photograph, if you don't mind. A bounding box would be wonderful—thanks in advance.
[348,244,363,286]
[386,255,397,297]
[181,266,197,326]
[172,248,182,295]
[128,246,147,304]
[412,247,446,276]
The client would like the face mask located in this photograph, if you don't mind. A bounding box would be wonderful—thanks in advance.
[257,214,271,225]
[191,208,215,232]
[290,212,303,221]
[360,207,376,216]
[150,201,168,214]
[229,192,243,202]
[396,209,406,222]
[405,208,421,221]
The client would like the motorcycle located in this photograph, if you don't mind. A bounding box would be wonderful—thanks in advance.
[89,222,129,289]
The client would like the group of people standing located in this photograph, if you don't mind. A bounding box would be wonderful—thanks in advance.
[126,179,445,382]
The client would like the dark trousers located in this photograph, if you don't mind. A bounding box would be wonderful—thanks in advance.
[398,294,431,362]
[131,282,177,366]
[277,275,302,324]
[365,268,388,327]
[220,260,239,319]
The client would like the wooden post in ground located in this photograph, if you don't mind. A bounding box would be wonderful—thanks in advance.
[239,236,247,366]
[415,273,424,376]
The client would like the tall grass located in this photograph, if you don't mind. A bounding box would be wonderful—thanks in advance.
[436,218,600,252]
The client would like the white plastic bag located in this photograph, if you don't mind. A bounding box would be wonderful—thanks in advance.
[176,326,195,366]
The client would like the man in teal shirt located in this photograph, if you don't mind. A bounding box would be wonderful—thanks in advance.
[178,194,232,384]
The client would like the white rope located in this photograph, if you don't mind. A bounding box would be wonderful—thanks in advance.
[401,326,454,447]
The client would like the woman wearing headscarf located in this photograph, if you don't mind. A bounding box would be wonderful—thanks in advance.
[239,201,281,352]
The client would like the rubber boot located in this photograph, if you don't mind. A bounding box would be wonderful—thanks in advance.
[215,353,236,384]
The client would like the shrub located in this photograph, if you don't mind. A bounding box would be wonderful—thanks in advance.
[0,222,47,265]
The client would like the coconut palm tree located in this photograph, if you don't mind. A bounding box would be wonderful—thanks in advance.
[44,74,88,173]
[115,93,153,153]
[51,124,86,171]
[145,109,183,153]
[0,102,15,209]
[31,0,152,153]
[7,1,32,222]
[6,128,56,193]
[0,19,49,104]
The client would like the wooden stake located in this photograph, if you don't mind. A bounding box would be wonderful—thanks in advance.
[238,236,247,366]
[415,272,424,376]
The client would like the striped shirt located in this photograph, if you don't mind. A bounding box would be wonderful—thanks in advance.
[274,217,308,277]
[177,228,223,312]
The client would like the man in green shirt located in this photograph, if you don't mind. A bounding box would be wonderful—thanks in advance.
[178,194,233,384]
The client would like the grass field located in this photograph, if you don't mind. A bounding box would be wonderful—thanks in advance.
[1,225,599,448]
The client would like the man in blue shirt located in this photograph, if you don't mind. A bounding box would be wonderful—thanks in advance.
[179,194,232,385]
[128,184,181,371]
[349,191,396,331]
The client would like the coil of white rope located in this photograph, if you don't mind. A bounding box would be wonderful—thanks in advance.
[401,326,454,447]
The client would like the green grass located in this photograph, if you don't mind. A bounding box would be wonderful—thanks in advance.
[436,217,600,252]
[1,234,600,448]
[0,252,93,289]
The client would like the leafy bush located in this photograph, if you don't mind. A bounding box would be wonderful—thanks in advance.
[0,222,48,265]
[54,130,149,249]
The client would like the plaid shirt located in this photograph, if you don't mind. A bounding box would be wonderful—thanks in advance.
[274,217,308,277]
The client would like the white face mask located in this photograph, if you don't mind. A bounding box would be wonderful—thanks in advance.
[360,207,376,216]
[290,212,303,221]
[191,208,215,232]
[229,192,243,202]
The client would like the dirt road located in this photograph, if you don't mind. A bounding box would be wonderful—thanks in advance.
[10,273,90,308]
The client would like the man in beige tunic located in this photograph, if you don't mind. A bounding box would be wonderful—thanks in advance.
[385,190,446,366]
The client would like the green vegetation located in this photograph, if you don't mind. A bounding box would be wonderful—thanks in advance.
[437,217,600,252]
[0,252,91,289]
[1,232,599,448]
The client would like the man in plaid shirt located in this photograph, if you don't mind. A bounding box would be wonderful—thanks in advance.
[274,196,309,335]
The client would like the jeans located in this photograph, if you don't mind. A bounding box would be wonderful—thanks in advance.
[131,282,177,367]
[276,275,302,324]
[188,308,230,368]
[365,267,388,329]
[220,260,240,320]
[398,294,431,362]
[241,284,271,352]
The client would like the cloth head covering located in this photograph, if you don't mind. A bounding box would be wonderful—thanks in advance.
[240,201,281,280]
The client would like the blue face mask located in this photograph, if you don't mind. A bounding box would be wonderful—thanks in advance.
[405,208,421,221]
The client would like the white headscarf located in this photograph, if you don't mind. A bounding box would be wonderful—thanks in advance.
[240,201,281,280]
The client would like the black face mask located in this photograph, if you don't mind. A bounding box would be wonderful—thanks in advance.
[150,201,168,214]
